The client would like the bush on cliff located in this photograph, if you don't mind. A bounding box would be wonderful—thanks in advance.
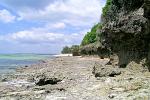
[102,0,112,16]
[81,24,100,46]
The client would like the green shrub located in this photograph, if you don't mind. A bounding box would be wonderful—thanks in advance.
[71,45,80,56]
[61,45,80,54]
[71,45,80,53]
[61,46,71,54]
[81,24,99,46]
[81,23,103,46]
[102,0,112,16]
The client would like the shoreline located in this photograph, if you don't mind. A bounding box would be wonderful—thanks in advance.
[0,56,150,100]
[53,54,73,57]
[0,54,57,75]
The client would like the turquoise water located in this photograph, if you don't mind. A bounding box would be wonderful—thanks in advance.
[0,54,54,74]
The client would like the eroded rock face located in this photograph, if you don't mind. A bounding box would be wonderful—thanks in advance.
[80,43,98,55]
[92,63,121,77]
[99,0,150,70]
[31,73,64,86]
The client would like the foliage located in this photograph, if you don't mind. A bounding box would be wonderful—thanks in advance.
[81,23,103,46]
[81,24,99,46]
[71,45,80,53]
[61,45,80,54]
[102,0,112,16]
[61,46,71,54]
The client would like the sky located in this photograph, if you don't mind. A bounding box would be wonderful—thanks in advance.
[0,0,106,54]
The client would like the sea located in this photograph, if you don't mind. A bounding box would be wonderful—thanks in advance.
[0,54,54,74]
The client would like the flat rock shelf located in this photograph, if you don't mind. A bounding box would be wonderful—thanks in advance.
[0,56,150,100]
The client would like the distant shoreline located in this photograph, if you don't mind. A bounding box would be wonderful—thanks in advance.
[53,54,73,57]
[0,54,54,74]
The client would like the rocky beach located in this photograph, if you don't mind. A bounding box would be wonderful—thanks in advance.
[0,56,149,100]
[0,0,150,100]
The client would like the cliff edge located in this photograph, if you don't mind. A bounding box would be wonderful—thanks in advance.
[99,0,150,70]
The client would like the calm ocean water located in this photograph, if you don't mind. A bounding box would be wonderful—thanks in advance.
[0,54,54,74]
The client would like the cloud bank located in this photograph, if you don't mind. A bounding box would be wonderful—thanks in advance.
[0,0,106,53]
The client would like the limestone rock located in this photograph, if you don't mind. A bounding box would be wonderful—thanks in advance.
[92,63,121,77]
[98,0,150,70]
[126,61,149,72]
[34,73,63,86]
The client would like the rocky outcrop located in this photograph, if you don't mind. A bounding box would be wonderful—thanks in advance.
[28,73,64,86]
[80,42,110,58]
[92,63,121,77]
[99,0,150,70]
[80,43,98,55]
[35,74,62,86]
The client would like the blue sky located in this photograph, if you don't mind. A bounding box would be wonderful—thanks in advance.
[0,0,106,54]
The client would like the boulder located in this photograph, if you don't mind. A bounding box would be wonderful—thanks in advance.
[80,43,98,55]
[33,73,64,86]
[126,60,149,72]
[92,63,121,77]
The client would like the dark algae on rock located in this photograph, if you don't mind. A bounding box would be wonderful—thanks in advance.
[98,0,150,70]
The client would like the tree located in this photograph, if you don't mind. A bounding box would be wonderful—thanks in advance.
[61,45,80,54]
[71,45,80,53]
[61,46,71,54]
[71,45,80,56]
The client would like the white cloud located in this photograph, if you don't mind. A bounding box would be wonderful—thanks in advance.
[0,28,85,45]
[46,22,66,29]
[0,0,106,53]
[29,22,66,33]
[0,9,16,23]
[10,31,64,44]
[17,0,105,27]
[0,29,85,53]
